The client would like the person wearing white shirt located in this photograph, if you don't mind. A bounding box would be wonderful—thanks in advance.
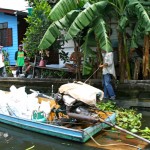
[99,50,116,100]
[0,46,7,77]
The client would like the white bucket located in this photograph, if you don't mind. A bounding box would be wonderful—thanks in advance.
[12,70,16,77]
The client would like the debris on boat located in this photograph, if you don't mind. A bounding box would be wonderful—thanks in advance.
[0,82,106,127]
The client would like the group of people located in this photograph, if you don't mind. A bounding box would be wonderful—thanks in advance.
[15,44,33,78]
[0,43,116,100]
[0,44,33,78]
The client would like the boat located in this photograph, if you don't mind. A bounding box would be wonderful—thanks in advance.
[0,107,115,143]
[0,83,116,143]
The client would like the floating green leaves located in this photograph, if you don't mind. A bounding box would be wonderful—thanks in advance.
[96,101,143,135]
[139,127,150,140]
[116,108,142,132]
[96,100,117,112]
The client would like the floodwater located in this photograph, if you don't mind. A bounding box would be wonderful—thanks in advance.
[0,123,101,150]
[0,110,149,150]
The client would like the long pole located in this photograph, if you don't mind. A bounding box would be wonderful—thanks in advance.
[99,117,150,144]
[84,67,100,83]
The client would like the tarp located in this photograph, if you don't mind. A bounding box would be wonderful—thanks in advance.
[59,81,104,106]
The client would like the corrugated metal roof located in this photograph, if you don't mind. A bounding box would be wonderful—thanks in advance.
[0,8,27,16]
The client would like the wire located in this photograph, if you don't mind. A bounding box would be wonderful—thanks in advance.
[83,129,141,149]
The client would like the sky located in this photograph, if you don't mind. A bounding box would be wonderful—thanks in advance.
[0,0,28,11]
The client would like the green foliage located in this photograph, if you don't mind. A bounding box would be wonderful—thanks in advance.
[38,10,79,50]
[2,50,10,66]
[115,108,142,132]
[59,50,69,63]
[23,0,52,57]
[96,101,117,112]
[119,0,150,48]
[2,50,12,76]
[49,0,78,21]
[65,1,108,41]
[39,0,150,79]
[93,17,113,52]
[96,101,150,140]
[41,69,67,78]
[139,127,150,140]
[97,101,150,140]
[81,29,97,75]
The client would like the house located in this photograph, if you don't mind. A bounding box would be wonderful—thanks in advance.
[0,8,28,65]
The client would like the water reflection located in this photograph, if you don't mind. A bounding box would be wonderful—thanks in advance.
[0,123,101,150]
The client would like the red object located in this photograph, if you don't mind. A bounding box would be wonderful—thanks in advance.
[39,59,46,67]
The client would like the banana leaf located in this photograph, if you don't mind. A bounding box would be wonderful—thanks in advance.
[38,10,79,49]
[94,18,113,52]
[50,0,79,21]
[118,0,150,48]
[82,61,93,75]
[130,21,142,48]
[119,15,129,31]
[65,1,108,40]
[81,29,97,75]
[127,1,150,33]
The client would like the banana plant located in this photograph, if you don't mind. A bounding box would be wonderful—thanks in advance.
[39,0,113,75]
[38,10,80,49]
[39,0,150,79]
[118,0,150,79]
[119,0,150,48]
[81,29,97,75]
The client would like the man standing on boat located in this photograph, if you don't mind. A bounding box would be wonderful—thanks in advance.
[0,45,7,77]
[99,50,116,100]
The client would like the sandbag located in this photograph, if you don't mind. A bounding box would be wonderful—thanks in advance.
[59,81,104,106]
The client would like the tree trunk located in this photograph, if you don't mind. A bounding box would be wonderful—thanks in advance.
[133,59,140,80]
[123,32,131,80]
[143,35,150,79]
[118,32,126,82]
[73,40,81,80]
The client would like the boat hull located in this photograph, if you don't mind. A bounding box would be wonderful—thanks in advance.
[0,113,116,142]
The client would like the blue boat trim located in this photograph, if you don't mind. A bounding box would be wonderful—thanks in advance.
[0,112,116,142]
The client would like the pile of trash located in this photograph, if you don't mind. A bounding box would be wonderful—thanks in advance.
[0,82,104,124]
[0,85,51,120]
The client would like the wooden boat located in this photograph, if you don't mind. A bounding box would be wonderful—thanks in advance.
[0,94,116,143]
